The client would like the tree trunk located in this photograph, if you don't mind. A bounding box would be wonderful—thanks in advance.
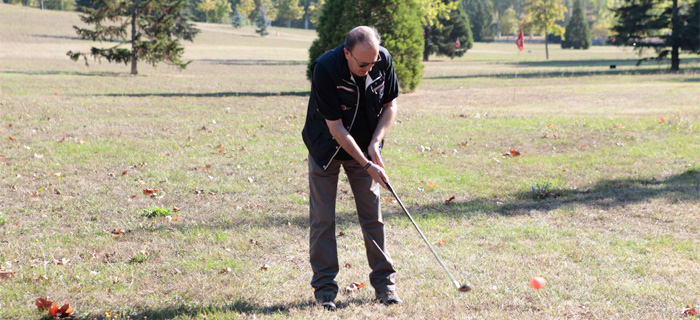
[304,15,309,29]
[131,8,138,75]
[671,0,680,71]
[544,7,549,60]
[423,26,431,61]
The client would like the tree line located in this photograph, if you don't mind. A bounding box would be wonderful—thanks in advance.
[8,0,694,86]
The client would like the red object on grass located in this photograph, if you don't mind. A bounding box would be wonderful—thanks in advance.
[516,29,524,51]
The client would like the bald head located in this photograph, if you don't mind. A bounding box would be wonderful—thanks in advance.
[344,26,381,52]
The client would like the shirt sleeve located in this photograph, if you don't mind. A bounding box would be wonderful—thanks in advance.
[311,63,342,121]
[381,51,400,105]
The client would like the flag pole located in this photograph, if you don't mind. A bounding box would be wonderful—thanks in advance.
[513,29,524,101]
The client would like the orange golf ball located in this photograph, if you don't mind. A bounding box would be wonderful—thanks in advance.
[530,277,546,289]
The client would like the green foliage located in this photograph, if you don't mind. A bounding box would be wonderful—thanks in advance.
[128,252,149,264]
[465,0,495,41]
[196,0,232,23]
[307,0,424,92]
[424,0,473,61]
[0,214,6,226]
[141,206,174,218]
[255,3,270,36]
[275,0,303,27]
[500,7,518,36]
[522,0,567,36]
[231,6,245,27]
[67,0,200,75]
[562,0,591,49]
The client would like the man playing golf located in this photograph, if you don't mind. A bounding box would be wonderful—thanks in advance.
[302,26,401,310]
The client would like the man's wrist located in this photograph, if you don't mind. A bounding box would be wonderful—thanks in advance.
[362,161,372,170]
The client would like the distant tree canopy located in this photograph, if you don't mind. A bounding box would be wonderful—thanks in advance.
[562,0,591,49]
[464,0,495,41]
[308,0,424,93]
[522,0,567,59]
[67,0,200,75]
[424,0,473,61]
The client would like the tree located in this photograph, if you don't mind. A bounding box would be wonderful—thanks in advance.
[255,3,271,36]
[500,6,518,36]
[424,0,474,60]
[491,0,514,38]
[612,0,699,71]
[236,0,256,18]
[522,0,567,59]
[197,0,231,22]
[307,0,424,92]
[231,6,245,27]
[276,0,303,27]
[67,0,200,75]
[562,0,591,48]
[465,0,495,41]
[420,0,458,61]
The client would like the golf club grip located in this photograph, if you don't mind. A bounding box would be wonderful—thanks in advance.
[384,181,461,289]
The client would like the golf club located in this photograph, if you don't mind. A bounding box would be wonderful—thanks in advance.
[384,180,472,292]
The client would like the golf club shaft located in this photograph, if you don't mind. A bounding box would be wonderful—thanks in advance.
[385,181,461,290]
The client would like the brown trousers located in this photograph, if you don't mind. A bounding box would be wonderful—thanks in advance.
[308,155,397,299]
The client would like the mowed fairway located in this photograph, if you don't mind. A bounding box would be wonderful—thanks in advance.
[2,4,700,319]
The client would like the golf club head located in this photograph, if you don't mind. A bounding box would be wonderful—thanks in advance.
[458,283,472,292]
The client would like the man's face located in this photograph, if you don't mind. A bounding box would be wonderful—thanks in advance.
[344,44,380,77]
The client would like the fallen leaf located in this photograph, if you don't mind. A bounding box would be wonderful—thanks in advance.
[547,123,553,127]
[172,206,181,212]
[57,137,65,142]
[260,264,269,270]
[110,229,125,235]
[143,189,158,195]
[35,298,54,312]
[219,267,231,274]
[249,239,261,245]
[457,141,468,146]
[34,153,44,159]
[683,306,697,315]
[0,270,15,280]
[52,258,70,265]
[659,117,666,124]
[509,149,521,157]
[172,216,179,221]
[437,240,447,245]
[122,170,128,175]
[8,136,15,141]
[55,301,72,318]
[445,196,455,203]
[344,263,351,268]
[337,231,345,237]
[427,182,437,188]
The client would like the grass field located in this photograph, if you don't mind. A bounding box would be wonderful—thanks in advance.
[1,3,700,319]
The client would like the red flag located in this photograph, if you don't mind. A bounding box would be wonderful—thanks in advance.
[515,29,524,51]
[455,37,460,48]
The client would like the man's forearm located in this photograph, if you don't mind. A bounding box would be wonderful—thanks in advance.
[326,119,371,166]
[370,99,397,148]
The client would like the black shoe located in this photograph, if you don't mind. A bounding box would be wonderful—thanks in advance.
[376,290,403,305]
[316,295,336,311]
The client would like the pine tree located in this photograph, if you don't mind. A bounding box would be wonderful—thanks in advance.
[231,7,245,28]
[612,0,699,71]
[255,4,271,36]
[307,0,424,92]
[424,1,473,61]
[67,0,200,75]
[562,0,591,49]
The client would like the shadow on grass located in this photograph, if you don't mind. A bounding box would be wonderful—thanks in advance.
[385,169,700,219]
[510,57,700,68]
[92,91,310,98]
[0,70,123,77]
[424,66,700,80]
[195,59,307,66]
[71,298,376,319]
[71,300,315,320]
